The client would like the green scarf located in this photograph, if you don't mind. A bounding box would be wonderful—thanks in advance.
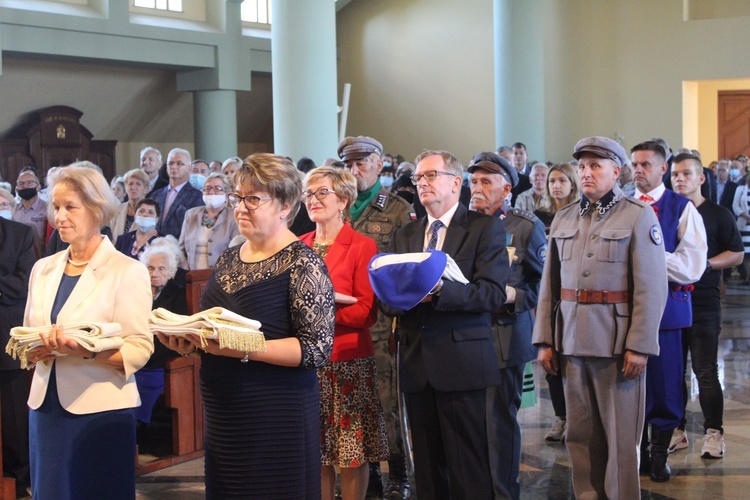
[350,180,382,222]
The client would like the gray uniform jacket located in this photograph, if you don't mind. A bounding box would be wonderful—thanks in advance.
[532,187,668,357]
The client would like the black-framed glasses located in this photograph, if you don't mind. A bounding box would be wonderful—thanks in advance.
[411,170,457,185]
[228,194,273,210]
[302,187,335,202]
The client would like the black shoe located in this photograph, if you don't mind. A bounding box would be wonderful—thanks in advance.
[366,462,384,499]
[649,427,672,482]
[383,456,410,499]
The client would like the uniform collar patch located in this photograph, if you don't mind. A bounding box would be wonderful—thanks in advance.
[579,189,619,217]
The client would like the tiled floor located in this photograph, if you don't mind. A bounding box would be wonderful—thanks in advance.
[136,282,750,499]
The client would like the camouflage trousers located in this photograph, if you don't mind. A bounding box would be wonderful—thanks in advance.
[372,318,405,460]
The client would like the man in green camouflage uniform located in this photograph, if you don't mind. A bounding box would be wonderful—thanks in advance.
[339,136,414,499]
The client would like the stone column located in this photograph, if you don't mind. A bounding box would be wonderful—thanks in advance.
[193,89,238,162]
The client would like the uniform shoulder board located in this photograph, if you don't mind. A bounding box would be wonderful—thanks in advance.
[374,193,388,209]
[511,207,539,223]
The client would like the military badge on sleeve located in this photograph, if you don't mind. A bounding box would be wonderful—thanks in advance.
[650,225,663,246]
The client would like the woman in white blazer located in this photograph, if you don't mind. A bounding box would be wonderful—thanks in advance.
[24,165,153,500]
[178,172,239,270]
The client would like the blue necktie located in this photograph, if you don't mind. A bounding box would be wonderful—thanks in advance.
[426,220,443,251]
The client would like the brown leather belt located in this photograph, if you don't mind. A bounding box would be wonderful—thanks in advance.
[561,288,630,304]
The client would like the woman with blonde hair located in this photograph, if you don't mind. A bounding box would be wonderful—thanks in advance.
[299,167,389,500]
[110,168,151,241]
[534,162,581,231]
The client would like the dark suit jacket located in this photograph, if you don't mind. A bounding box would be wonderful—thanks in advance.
[718,180,739,214]
[152,182,205,239]
[386,204,509,393]
[0,218,37,370]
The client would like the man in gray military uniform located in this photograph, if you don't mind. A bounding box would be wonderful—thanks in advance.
[338,136,414,499]
[533,136,668,499]
[468,151,546,499]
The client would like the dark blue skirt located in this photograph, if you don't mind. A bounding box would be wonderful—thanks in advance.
[29,365,137,500]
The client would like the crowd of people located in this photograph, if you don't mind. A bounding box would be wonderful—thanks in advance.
[0,134,744,499]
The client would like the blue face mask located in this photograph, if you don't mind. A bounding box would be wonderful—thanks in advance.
[463,172,470,181]
[383,162,392,168]
[0,210,12,220]
[730,168,741,178]
[189,174,206,190]
[380,175,394,188]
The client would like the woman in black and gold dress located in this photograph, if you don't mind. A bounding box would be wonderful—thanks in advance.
[158,153,335,499]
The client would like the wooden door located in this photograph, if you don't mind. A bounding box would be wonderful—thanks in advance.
[719,91,750,159]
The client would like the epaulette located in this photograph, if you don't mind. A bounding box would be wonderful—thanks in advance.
[373,193,388,209]
[510,207,539,223]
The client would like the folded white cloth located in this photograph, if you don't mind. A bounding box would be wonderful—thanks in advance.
[149,307,266,353]
[6,322,124,369]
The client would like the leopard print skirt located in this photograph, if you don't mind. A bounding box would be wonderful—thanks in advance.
[319,356,390,467]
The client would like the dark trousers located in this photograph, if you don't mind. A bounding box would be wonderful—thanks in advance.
[646,329,685,432]
[681,308,724,433]
[546,372,566,418]
[405,385,493,500]
[487,364,524,500]
[0,369,30,489]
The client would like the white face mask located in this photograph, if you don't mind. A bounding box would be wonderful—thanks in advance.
[379,176,394,188]
[0,210,12,220]
[203,194,226,209]
[135,216,157,232]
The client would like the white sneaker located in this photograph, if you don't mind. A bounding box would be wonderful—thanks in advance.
[701,429,725,459]
[545,417,566,442]
[668,428,689,453]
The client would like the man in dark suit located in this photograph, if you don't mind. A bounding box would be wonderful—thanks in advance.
[0,217,37,497]
[385,150,509,499]
[509,142,532,207]
[716,160,738,214]
[152,148,204,239]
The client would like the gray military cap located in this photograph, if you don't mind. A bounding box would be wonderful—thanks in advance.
[572,136,627,166]
[337,136,383,162]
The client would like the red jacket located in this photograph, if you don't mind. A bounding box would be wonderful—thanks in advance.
[300,223,378,362]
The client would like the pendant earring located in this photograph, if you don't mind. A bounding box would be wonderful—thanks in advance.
[339,209,345,221]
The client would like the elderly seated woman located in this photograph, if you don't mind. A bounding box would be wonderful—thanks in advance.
[179,172,239,270]
[135,236,187,425]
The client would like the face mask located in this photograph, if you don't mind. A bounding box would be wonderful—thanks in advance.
[189,174,206,190]
[135,216,157,232]
[17,187,37,201]
[463,172,470,181]
[379,176,394,188]
[0,210,12,220]
[730,169,741,178]
[203,194,226,209]
[383,162,392,168]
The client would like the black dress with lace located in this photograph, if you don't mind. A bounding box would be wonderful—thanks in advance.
[198,241,335,499]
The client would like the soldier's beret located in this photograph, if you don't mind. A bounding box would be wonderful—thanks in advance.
[337,136,383,162]
[573,136,627,166]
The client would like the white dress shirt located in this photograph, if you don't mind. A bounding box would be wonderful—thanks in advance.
[424,202,460,251]
[634,184,707,284]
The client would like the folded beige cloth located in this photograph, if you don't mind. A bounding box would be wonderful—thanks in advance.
[6,322,124,369]
[149,307,266,353]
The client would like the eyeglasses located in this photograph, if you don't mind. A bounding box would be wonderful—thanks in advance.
[0,202,13,210]
[411,170,457,185]
[202,186,226,194]
[16,180,38,188]
[228,194,273,210]
[302,187,335,202]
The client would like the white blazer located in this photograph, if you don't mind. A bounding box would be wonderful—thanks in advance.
[24,237,154,414]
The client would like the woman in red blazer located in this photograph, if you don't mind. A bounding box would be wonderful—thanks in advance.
[300,167,389,500]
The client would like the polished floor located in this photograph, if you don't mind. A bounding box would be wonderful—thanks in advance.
[136,281,750,499]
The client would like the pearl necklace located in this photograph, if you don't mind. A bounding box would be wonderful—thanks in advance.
[67,258,90,267]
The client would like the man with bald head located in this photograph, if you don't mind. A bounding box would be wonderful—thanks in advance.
[534,136,668,499]
[671,153,742,460]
